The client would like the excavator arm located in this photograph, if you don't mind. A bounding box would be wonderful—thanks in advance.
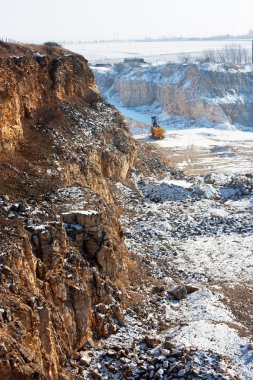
[150,116,165,139]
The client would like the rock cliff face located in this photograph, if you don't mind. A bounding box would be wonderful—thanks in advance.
[0,43,137,379]
[94,62,253,127]
[0,44,98,153]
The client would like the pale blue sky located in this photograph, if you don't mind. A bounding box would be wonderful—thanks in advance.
[2,0,253,43]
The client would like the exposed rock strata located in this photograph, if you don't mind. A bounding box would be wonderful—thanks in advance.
[0,43,142,379]
[94,62,253,126]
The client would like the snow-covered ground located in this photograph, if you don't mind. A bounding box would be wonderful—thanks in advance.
[78,58,253,379]
[93,59,253,176]
[120,172,253,379]
[82,171,253,379]
[153,127,253,174]
[64,40,252,64]
[95,89,253,175]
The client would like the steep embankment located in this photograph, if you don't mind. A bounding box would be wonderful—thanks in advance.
[1,43,253,380]
[0,42,141,379]
[94,61,253,128]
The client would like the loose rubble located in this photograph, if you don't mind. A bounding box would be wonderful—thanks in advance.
[80,170,253,379]
[1,43,253,380]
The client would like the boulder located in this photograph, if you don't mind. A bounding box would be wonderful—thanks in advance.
[163,339,176,350]
[145,335,161,348]
[184,284,199,294]
[168,285,188,300]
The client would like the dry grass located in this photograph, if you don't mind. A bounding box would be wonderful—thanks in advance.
[219,282,253,337]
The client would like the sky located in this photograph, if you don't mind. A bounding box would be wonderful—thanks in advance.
[1,0,253,43]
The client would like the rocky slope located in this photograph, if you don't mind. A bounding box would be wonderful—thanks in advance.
[81,171,253,380]
[0,42,148,379]
[1,42,253,380]
[94,61,253,128]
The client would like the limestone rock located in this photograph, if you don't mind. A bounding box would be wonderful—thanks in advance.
[164,339,176,350]
[0,343,7,357]
[184,284,199,294]
[95,62,253,127]
[0,43,136,380]
[79,353,92,367]
[168,285,188,300]
[145,335,161,348]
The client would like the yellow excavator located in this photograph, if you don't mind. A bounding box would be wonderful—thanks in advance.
[150,116,165,139]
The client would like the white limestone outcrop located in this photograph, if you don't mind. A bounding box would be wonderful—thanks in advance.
[94,62,253,127]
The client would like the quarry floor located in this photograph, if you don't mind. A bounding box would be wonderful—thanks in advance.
[89,65,253,379]
[126,119,253,176]
[81,141,253,379]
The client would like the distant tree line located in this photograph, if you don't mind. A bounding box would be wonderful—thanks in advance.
[0,38,13,48]
[0,37,19,44]
[178,44,252,65]
[202,44,251,64]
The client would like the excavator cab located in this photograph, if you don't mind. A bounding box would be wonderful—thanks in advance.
[151,116,158,127]
[151,116,165,139]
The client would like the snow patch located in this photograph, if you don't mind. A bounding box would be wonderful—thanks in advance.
[170,321,253,380]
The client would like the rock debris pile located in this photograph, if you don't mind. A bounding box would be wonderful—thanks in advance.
[1,42,253,380]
